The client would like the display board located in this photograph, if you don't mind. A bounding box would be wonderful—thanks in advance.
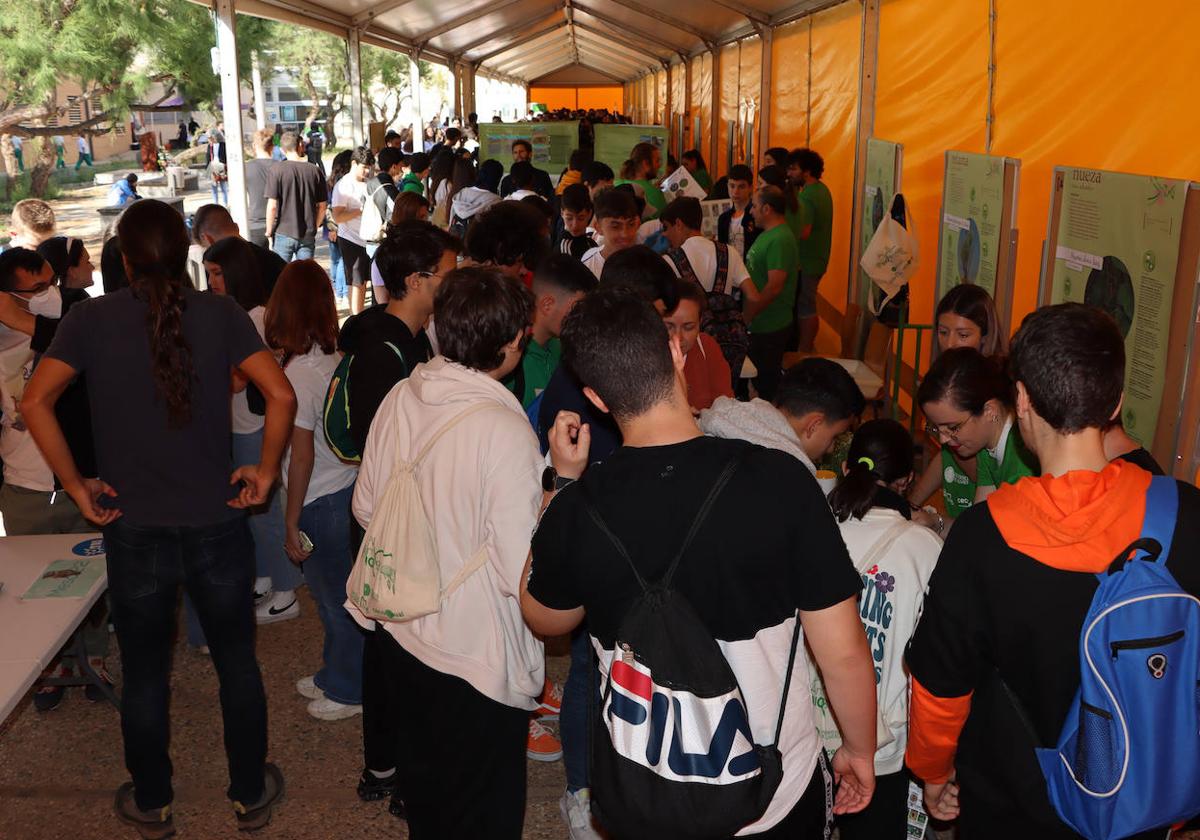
[1040,168,1200,473]
[934,151,1021,334]
[593,124,669,174]
[858,138,903,307]
[477,122,579,174]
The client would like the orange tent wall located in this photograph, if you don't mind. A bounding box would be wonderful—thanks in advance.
[717,44,738,179]
[738,37,762,170]
[530,86,624,113]
[577,86,623,113]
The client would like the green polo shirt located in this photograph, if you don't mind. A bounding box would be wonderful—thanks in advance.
[976,421,1037,490]
[745,223,799,334]
[940,447,977,518]
[507,337,561,408]
[796,180,833,277]
[615,178,668,218]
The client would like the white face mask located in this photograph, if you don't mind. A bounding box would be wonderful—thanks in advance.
[16,285,63,319]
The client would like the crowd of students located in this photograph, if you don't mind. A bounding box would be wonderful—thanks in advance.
[1,128,1197,840]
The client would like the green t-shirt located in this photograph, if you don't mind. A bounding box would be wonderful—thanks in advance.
[615,178,668,218]
[745,223,799,334]
[693,168,713,193]
[796,180,833,277]
[939,447,977,518]
[976,421,1037,490]
[506,337,561,408]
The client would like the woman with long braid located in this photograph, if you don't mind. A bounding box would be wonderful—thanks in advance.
[21,199,298,839]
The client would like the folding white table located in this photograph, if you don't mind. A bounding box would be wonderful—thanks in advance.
[0,533,113,723]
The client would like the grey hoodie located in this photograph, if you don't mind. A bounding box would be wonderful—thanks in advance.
[450,186,501,221]
[698,396,817,475]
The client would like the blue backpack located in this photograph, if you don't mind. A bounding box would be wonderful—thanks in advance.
[1036,476,1200,839]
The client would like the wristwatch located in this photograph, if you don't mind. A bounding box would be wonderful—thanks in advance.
[541,466,576,492]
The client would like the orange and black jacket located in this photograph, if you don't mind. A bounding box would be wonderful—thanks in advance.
[905,461,1200,837]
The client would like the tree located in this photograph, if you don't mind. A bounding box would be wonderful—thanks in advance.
[361,45,435,131]
[266,25,350,149]
[0,0,270,195]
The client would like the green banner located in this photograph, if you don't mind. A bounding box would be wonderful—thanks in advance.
[593,124,669,175]
[1050,168,1188,446]
[860,139,901,307]
[937,151,1006,302]
[477,122,579,175]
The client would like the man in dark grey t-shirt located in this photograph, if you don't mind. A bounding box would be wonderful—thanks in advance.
[245,128,278,248]
[264,131,327,262]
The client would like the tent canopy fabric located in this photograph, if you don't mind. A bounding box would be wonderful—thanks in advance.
[225,0,839,82]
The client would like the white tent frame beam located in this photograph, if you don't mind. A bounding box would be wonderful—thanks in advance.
[603,0,717,46]
[574,30,658,71]
[350,0,418,27]
[572,21,663,65]
[569,4,682,56]
[490,38,573,74]
[473,21,569,65]
[411,0,528,47]
[452,6,565,57]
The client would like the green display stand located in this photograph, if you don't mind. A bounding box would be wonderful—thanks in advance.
[477,122,579,175]
[593,124,669,174]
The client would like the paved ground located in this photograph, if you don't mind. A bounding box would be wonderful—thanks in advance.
[0,586,573,839]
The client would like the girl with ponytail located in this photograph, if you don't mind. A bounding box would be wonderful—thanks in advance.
[20,199,297,833]
[813,419,943,840]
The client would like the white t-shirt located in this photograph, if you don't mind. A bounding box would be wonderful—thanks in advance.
[282,346,358,506]
[728,212,746,258]
[231,307,267,435]
[330,176,368,247]
[76,137,88,153]
[0,336,53,492]
[664,235,752,295]
[581,246,605,280]
[505,189,538,201]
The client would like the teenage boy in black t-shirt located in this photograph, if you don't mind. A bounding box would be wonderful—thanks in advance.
[906,303,1200,837]
[521,286,879,838]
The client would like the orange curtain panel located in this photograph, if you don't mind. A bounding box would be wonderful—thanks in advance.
[577,86,623,113]
[769,18,810,155]
[718,43,739,178]
[806,0,861,355]
[529,87,578,111]
[738,36,762,167]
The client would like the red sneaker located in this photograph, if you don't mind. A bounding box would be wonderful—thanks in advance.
[527,719,562,762]
[535,678,563,720]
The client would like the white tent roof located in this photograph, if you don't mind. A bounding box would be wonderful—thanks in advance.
[228,0,842,81]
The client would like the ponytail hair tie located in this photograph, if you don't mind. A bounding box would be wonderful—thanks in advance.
[857,456,875,471]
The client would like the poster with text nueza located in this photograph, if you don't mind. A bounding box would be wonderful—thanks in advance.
[860,139,902,307]
[1050,168,1188,446]
[938,151,1006,301]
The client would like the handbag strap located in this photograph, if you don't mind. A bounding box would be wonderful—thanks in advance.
[411,401,499,466]
[858,519,913,576]
[712,242,730,295]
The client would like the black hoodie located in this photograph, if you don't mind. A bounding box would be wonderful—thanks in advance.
[337,305,432,453]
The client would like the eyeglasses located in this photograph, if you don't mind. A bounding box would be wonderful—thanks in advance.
[924,417,972,442]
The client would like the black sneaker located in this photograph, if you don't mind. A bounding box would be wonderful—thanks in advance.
[33,683,65,712]
[113,783,175,839]
[233,762,284,831]
[356,768,396,802]
[389,796,407,820]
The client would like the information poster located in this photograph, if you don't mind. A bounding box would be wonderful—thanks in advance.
[860,139,902,307]
[593,124,669,174]
[700,199,732,240]
[477,122,578,175]
[1050,168,1188,445]
[21,558,104,600]
[938,151,1006,301]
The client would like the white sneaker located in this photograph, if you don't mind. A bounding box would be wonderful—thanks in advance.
[559,788,603,840]
[253,577,273,606]
[255,590,298,625]
[296,675,323,700]
[307,696,362,721]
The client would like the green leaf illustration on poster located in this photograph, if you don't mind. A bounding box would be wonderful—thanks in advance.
[938,151,1006,302]
[1050,168,1188,446]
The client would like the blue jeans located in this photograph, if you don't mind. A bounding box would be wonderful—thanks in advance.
[301,483,363,705]
[328,238,348,299]
[562,625,597,792]
[211,180,228,205]
[104,516,267,810]
[273,233,315,262]
[185,430,300,648]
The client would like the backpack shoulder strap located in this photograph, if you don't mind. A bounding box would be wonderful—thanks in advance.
[581,484,650,594]
[381,341,409,378]
[1141,475,1180,565]
[858,519,913,575]
[661,450,748,589]
[665,246,693,280]
[412,402,501,465]
[773,613,802,747]
[712,242,730,295]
